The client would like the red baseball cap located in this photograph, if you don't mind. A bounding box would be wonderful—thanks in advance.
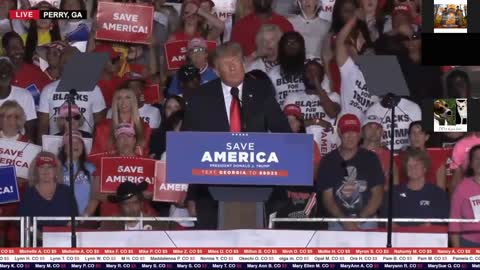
[338,114,361,134]
[94,44,121,60]
[36,155,57,168]
[283,104,302,118]
[393,4,412,18]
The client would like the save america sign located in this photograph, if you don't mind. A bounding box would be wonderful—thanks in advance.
[166,132,314,186]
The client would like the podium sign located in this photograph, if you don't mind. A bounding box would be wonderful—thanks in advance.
[166,132,313,186]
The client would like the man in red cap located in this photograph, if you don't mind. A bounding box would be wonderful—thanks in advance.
[95,44,124,108]
[317,113,384,231]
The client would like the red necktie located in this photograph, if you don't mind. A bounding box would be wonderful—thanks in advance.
[230,87,241,132]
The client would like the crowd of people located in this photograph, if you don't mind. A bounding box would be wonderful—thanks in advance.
[0,0,477,248]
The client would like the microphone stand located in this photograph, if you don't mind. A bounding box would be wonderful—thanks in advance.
[66,89,78,248]
[382,93,399,248]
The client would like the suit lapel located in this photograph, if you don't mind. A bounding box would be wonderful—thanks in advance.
[212,80,230,131]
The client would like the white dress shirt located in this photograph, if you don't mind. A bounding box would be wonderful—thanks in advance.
[221,82,244,125]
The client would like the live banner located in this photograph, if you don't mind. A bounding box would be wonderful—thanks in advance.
[164,40,217,70]
[95,2,153,44]
[166,132,313,185]
[0,166,19,204]
[100,157,156,193]
[0,139,42,179]
[152,161,187,203]
[42,135,93,156]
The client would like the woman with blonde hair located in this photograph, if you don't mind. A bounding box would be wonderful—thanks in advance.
[91,88,151,156]
[18,151,77,246]
[246,24,282,73]
[0,100,29,142]
[0,100,30,246]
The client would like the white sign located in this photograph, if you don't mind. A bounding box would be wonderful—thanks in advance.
[42,135,93,156]
[0,139,42,179]
[212,0,235,21]
[43,229,447,248]
[469,195,480,219]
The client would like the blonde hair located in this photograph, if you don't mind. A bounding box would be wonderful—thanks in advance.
[401,147,431,177]
[0,100,26,133]
[110,88,146,149]
[28,151,63,187]
[255,24,283,57]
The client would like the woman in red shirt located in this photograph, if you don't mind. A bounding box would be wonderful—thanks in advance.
[0,100,30,246]
[91,88,151,156]
[85,123,155,218]
[167,0,225,42]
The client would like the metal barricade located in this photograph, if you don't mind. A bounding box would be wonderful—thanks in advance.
[268,217,480,229]
[0,217,25,247]
[30,216,197,247]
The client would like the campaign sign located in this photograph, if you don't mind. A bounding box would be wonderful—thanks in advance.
[100,157,156,193]
[0,166,19,204]
[166,132,314,185]
[0,139,42,179]
[42,135,93,156]
[95,2,154,44]
[164,40,217,70]
[152,161,188,203]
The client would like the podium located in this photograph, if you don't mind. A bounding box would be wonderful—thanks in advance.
[166,132,314,230]
[209,187,272,229]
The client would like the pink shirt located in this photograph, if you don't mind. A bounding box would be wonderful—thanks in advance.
[450,135,480,170]
[450,177,480,243]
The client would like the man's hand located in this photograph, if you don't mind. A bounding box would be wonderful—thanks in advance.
[342,222,360,231]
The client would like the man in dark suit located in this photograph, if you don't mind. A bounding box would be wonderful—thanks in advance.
[182,41,291,229]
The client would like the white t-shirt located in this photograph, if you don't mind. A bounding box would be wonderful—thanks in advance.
[284,90,341,155]
[365,98,422,151]
[38,80,106,135]
[0,86,37,121]
[339,57,379,120]
[268,66,305,108]
[246,58,278,74]
[319,0,336,22]
[288,15,330,60]
[139,104,161,129]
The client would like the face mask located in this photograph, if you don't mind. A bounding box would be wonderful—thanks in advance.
[153,11,168,26]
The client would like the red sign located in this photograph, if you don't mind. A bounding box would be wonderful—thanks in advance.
[144,84,161,104]
[164,40,217,71]
[95,2,154,44]
[100,157,156,193]
[153,161,188,203]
